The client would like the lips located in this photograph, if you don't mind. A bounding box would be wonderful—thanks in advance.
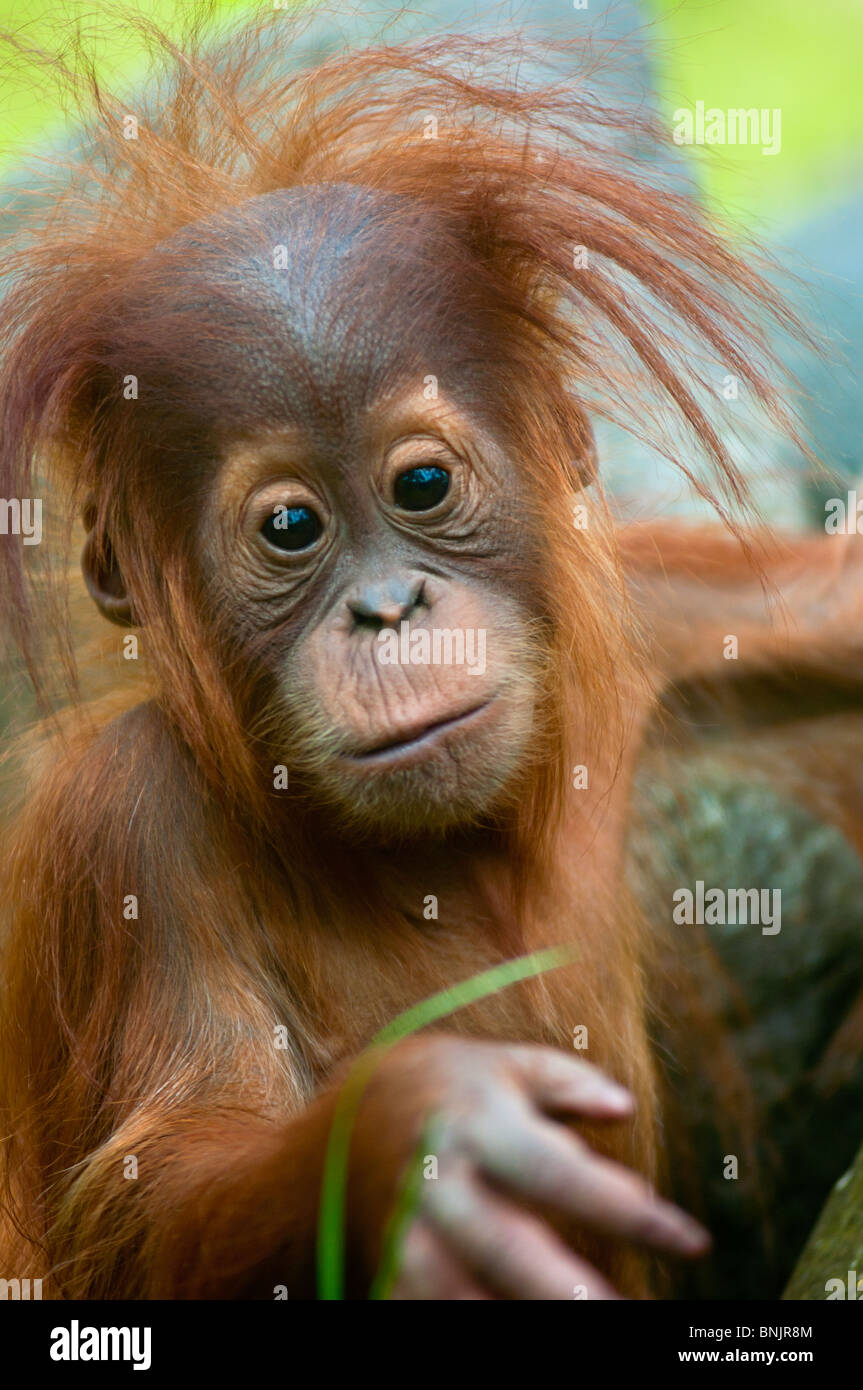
[346,700,493,764]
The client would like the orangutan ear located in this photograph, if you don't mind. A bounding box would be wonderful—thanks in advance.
[81,503,136,627]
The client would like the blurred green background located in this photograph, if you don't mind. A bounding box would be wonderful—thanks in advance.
[3,0,862,226]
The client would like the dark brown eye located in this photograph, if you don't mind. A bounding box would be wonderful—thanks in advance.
[262,504,322,551]
[393,465,450,512]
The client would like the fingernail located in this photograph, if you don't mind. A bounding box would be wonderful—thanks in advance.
[677,1215,712,1253]
[601,1084,634,1109]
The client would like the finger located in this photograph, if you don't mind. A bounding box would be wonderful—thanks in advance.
[476,1112,710,1257]
[504,1045,634,1117]
[388,1220,492,1301]
[425,1173,621,1300]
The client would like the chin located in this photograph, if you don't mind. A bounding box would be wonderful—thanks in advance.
[310,691,537,841]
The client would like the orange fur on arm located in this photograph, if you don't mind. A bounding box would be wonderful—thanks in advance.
[621,520,863,690]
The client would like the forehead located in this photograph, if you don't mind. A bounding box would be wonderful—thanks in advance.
[140,184,485,436]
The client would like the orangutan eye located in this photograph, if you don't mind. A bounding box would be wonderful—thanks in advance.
[393,465,450,512]
[261,504,322,551]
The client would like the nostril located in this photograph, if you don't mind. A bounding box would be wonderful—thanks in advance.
[348,604,385,632]
[348,576,427,630]
[399,578,426,621]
